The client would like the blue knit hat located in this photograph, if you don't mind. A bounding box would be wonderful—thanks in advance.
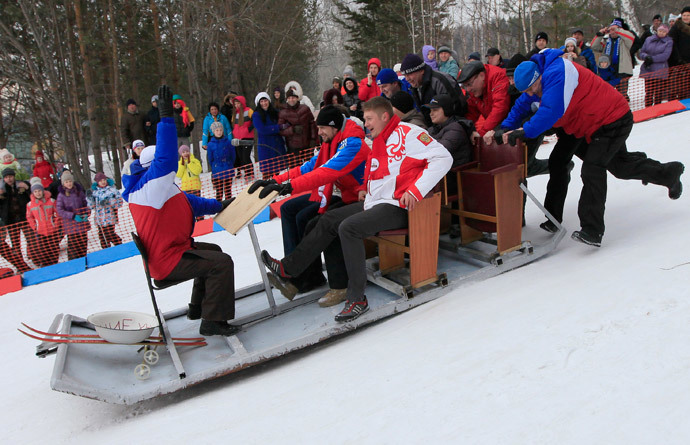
[514,61,541,92]
[376,68,399,86]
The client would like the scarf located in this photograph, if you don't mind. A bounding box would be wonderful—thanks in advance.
[369,114,401,180]
[604,37,621,70]
[175,99,191,127]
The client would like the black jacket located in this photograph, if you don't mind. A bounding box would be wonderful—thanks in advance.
[0,182,31,225]
[669,20,690,66]
[410,65,465,127]
[146,106,160,144]
[428,115,473,168]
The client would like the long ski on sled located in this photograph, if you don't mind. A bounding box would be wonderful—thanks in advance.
[18,329,207,347]
[21,322,204,342]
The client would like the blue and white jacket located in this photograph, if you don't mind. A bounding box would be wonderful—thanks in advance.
[123,117,222,279]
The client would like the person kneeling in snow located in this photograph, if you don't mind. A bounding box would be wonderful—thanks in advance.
[123,85,237,337]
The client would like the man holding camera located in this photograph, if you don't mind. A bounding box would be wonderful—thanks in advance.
[591,19,635,97]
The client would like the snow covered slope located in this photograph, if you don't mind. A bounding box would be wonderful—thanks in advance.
[2,112,689,444]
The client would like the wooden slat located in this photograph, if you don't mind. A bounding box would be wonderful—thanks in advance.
[214,186,279,235]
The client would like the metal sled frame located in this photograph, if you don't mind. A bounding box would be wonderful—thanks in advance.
[44,187,565,405]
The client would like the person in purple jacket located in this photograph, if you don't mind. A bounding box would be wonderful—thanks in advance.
[639,24,674,107]
[56,170,90,260]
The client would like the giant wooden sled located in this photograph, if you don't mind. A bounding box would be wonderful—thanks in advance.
[31,139,566,404]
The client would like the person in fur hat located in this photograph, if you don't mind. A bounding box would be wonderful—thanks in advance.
[88,172,123,249]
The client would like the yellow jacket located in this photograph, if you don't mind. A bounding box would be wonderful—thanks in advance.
[176,154,202,191]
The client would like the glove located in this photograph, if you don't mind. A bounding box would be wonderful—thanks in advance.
[644,56,653,67]
[493,129,505,145]
[279,123,291,130]
[158,85,173,118]
[248,178,277,194]
[293,125,303,135]
[74,215,86,222]
[258,182,292,199]
[507,129,526,146]
[220,197,235,210]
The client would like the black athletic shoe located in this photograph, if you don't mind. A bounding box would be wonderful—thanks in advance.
[665,161,684,200]
[199,320,240,337]
[335,298,369,323]
[539,220,558,233]
[187,303,201,320]
[571,230,602,247]
[261,250,291,279]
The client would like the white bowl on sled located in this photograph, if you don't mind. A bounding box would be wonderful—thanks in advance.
[87,311,159,344]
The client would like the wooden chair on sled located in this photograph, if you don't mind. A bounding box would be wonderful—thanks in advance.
[131,232,188,379]
[442,138,527,260]
[366,192,447,299]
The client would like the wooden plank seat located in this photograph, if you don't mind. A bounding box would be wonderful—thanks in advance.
[442,138,526,255]
[367,192,444,290]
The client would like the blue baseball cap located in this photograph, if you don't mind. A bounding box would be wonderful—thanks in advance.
[514,61,541,92]
[376,68,399,86]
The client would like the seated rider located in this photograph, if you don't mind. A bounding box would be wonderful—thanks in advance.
[248,105,369,306]
[123,85,236,337]
[261,97,452,322]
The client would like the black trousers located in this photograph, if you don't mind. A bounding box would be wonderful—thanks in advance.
[545,112,670,236]
[282,202,409,302]
[163,242,235,321]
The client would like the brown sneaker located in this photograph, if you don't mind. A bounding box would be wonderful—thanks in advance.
[318,288,347,307]
[267,272,299,301]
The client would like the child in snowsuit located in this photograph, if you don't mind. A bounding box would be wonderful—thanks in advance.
[0,148,30,181]
[176,145,202,196]
[206,121,235,201]
[32,150,55,188]
[56,170,90,260]
[88,172,123,249]
[26,183,61,267]
[597,55,621,87]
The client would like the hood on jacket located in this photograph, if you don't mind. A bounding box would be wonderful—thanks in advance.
[30,190,52,203]
[284,81,304,100]
[58,182,85,195]
[423,45,436,59]
[91,178,115,191]
[367,58,382,70]
[343,77,359,94]
[233,96,248,111]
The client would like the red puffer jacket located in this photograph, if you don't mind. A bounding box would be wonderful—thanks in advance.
[26,191,61,236]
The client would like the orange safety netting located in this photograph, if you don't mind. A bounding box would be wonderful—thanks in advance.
[617,63,690,110]
[0,147,316,277]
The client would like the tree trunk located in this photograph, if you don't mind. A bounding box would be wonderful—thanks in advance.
[149,0,166,84]
[73,0,103,175]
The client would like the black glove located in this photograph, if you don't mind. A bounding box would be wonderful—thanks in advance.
[644,56,653,67]
[493,129,505,145]
[158,85,173,118]
[220,197,235,211]
[247,179,277,194]
[258,182,292,199]
[507,129,526,146]
[293,125,303,135]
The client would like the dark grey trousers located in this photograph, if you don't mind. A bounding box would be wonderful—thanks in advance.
[282,201,408,302]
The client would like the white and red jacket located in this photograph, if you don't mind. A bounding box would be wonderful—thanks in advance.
[363,116,452,211]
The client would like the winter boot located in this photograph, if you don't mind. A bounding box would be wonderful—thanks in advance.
[335,297,369,322]
[539,219,559,234]
[261,250,291,279]
[187,303,201,320]
[318,288,347,307]
[665,161,684,200]
[199,320,240,337]
[571,230,602,247]
[267,272,299,301]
